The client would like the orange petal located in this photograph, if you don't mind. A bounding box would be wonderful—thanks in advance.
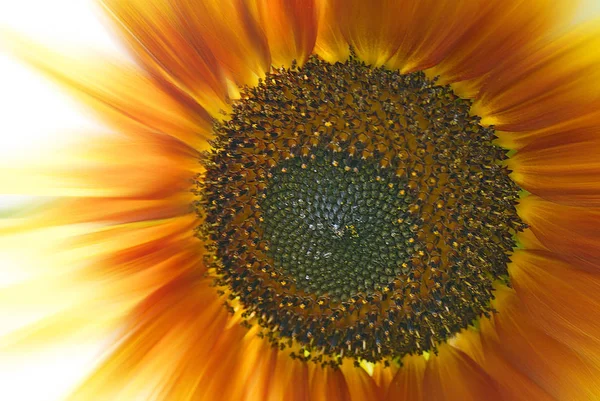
[519,196,600,271]
[309,364,352,401]
[67,214,201,277]
[332,0,480,70]
[384,1,481,73]
[182,324,379,401]
[385,354,426,401]
[251,0,318,68]
[14,195,194,228]
[190,324,266,401]
[197,328,311,401]
[510,250,600,366]
[0,196,193,241]
[479,285,600,400]
[101,0,229,116]
[174,0,271,88]
[371,361,397,392]
[184,324,267,400]
[452,322,556,401]
[0,215,200,351]
[473,22,600,132]
[495,111,600,151]
[340,360,383,401]
[6,36,212,151]
[422,344,502,401]
[1,245,201,351]
[329,0,404,66]
[211,335,381,401]
[430,0,577,85]
[264,347,310,401]
[59,261,378,400]
[0,132,199,198]
[516,227,549,252]
[508,139,600,207]
[67,274,227,401]
[88,292,380,401]
[314,0,349,63]
[237,340,281,401]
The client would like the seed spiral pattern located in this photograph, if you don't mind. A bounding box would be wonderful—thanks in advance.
[196,55,525,366]
[262,152,413,302]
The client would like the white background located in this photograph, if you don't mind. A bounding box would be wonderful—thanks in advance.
[0,2,129,400]
[1,1,600,400]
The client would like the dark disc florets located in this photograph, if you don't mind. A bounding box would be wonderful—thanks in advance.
[195,55,525,366]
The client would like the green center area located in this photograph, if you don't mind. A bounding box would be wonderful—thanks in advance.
[262,152,413,301]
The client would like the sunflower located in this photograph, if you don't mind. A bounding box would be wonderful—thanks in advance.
[2,0,600,399]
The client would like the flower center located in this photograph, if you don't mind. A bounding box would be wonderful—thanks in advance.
[262,151,413,302]
[196,55,525,366]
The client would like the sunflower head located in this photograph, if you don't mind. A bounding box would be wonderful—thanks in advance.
[196,54,525,366]
[4,0,600,400]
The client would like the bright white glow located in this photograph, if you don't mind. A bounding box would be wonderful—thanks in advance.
[0,0,130,194]
[578,0,600,22]
[0,1,127,400]
[1,0,600,400]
